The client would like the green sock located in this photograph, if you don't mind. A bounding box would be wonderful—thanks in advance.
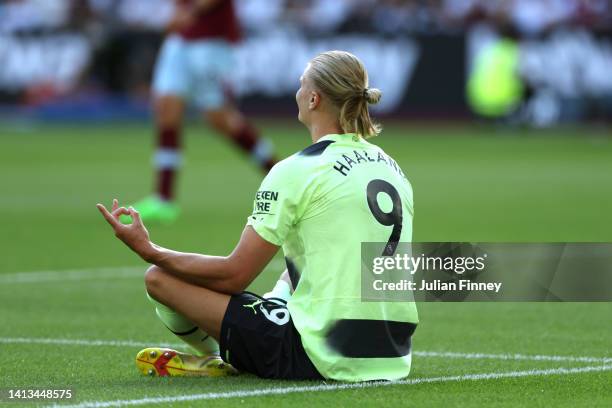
[147,292,219,356]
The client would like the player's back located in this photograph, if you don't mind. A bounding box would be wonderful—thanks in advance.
[248,132,418,381]
[295,132,413,262]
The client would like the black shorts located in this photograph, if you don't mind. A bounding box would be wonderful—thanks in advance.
[219,292,323,380]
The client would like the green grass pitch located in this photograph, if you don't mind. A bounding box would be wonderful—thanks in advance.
[0,120,611,407]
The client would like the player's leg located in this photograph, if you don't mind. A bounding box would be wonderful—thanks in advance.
[136,266,236,377]
[141,266,322,380]
[126,36,187,224]
[144,265,228,340]
[147,291,219,356]
[153,94,184,205]
[205,105,277,172]
[188,40,277,172]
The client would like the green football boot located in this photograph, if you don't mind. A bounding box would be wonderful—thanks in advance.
[120,196,180,225]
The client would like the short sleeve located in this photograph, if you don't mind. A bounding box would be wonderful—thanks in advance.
[247,160,305,246]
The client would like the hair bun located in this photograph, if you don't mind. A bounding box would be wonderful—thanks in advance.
[364,87,382,105]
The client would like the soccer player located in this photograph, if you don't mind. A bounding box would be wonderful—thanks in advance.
[131,0,277,223]
[98,51,418,381]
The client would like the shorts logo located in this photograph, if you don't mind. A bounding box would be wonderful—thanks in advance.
[243,300,263,315]
[243,299,290,326]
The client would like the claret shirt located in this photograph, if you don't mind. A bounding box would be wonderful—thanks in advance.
[177,0,240,42]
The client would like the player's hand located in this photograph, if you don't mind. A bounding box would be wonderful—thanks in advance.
[96,199,155,262]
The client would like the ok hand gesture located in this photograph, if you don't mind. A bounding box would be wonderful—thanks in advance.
[96,199,155,262]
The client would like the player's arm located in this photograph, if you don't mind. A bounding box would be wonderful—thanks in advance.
[147,225,278,294]
[96,200,278,295]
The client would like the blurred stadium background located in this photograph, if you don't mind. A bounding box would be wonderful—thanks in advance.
[1,0,611,124]
[0,1,611,406]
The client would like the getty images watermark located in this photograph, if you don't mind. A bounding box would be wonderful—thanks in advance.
[361,243,612,302]
[371,251,500,293]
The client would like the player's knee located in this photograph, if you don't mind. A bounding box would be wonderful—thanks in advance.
[144,265,165,296]
[156,111,180,129]
[155,97,183,128]
[205,110,225,131]
[206,107,242,134]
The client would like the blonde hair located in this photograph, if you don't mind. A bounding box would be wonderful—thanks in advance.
[308,50,382,138]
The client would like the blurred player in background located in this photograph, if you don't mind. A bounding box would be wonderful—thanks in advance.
[129,0,278,223]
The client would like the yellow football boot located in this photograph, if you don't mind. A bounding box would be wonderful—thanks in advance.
[135,348,238,377]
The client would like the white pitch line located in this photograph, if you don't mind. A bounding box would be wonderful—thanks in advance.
[414,350,612,364]
[51,365,612,408]
[0,337,177,349]
[0,259,286,284]
[1,337,610,364]
[0,267,144,284]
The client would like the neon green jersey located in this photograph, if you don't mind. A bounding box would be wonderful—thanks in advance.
[247,133,418,381]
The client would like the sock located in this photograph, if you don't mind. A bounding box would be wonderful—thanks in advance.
[263,279,291,302]
[154,127,182,201]
[147,292,219,356]
[230,123,277,172]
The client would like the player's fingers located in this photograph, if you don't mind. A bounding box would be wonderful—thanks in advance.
[112,198,119,212]
[129,207,143,226]
[96,204,120,229]
[112,207,130,218]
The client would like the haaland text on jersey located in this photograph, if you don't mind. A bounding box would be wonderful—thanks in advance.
[333,149,406,177]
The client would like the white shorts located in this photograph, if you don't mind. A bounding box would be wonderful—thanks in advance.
[152,35,234,110]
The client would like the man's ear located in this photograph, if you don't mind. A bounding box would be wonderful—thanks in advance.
[309,91,320,110]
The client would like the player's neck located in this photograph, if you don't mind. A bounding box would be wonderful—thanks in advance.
[309,121,343,144]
